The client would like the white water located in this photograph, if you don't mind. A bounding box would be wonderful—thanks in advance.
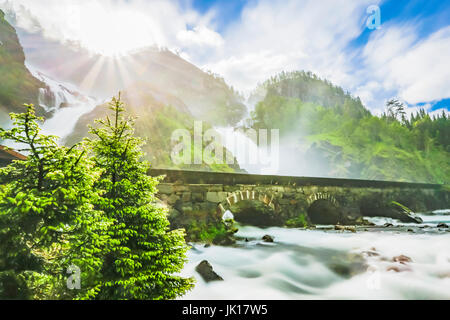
[215,127,261,174]
[181,212,450,300]
[25,66,101,142]
[214,98,271,174]
[366,209,450,227]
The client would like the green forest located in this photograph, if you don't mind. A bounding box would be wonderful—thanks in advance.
[250,71,449,184]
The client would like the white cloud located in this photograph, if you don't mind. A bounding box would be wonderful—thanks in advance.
[177,25,224,48]
[200,0,377,96]
[205,50,307,93]
[362,24,450,106]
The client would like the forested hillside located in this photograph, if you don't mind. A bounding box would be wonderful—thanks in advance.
[0,10,46,126]
[250,71,449,183]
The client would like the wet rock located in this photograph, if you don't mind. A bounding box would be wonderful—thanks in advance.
[362,247,379,257]
[437,272,450,278]
[412,216,423,223]
[262,235,274,242]
[212,234,236,246]
[355,216,375,226]
[393,255,412,264]
[195,260,223,282]
[386,266,400,272]
[437,223,449,228]
[386,264,412,272]
[328,253,368,278]
[334,225,356,233]
[359,197,423,223]
[204,243,211,248]
[384,223,394,227]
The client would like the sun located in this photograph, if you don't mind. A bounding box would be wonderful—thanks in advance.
[73,3,158,57]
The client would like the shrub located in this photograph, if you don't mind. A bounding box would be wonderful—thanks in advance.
[286,213,309,228]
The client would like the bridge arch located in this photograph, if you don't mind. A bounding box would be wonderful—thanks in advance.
[216,190,282,226]
[306,192,338,207]
[217,190,277,215]
[306,193,342,225]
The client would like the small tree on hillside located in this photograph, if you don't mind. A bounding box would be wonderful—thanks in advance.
[386,98,406,121]
[87,94,194,299]
[0,105,112,299]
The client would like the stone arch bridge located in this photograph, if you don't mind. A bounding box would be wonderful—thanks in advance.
[150,169,449,226]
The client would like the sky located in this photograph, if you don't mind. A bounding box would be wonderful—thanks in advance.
[1,0,449,116]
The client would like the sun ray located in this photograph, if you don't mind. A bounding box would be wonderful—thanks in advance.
[78,55,107,95]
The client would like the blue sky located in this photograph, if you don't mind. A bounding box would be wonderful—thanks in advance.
[352,0,450,47]
[191,0,248,31]
[192,0,450,39]
[2,0,450,115]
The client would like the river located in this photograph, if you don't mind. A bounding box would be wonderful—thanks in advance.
[181,210,450,299]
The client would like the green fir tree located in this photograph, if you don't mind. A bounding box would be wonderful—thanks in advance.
[87,94,194,300]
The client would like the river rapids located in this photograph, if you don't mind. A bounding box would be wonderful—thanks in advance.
[181,210,450,299]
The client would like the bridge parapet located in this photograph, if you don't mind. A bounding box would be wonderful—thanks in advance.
[149,168,444,189]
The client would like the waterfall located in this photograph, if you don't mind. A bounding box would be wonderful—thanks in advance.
[215,127,262,174]
[27,65,101,142]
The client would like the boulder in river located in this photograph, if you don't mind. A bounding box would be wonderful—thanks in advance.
[262,235,274,242]
[386,265,412,272]
[437,223,449,228]
[393,255,412,264]
[328,253,368,278]
[195,260,223,282]
[361,247,379,257]
[212,234,236,246]
[359,197,423,224]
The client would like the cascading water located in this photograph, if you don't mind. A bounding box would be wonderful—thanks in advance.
[215,98,280,174]
[215,127,261,174]
[27,65,101,142]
